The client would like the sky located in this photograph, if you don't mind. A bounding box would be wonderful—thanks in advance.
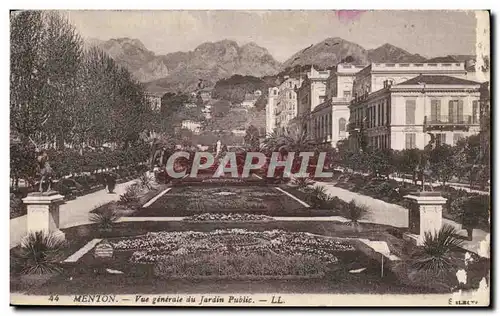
[63,10,479,62]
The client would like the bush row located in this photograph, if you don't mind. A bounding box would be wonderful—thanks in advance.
[335,173,490,231]
[10,164,149,219]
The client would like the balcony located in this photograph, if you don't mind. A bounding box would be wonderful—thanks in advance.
[423,115,473,131]
[347,121,363,132]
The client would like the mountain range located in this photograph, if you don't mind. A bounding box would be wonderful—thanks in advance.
[85,37,474,95]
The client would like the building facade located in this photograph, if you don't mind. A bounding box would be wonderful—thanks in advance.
[307,64,364,147]
[266,87,279,135]
[274,78,302,134]
[296,67,330,117]
[348,75,481,151]
[266,77,305,135]
[351,62,468,100]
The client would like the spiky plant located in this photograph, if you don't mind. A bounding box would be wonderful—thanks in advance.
[292,177,314,190]
[304,185,329,208]
[412,224,464,273]
[89,207,121,230]
[139,172,154,190]
[119,184,141,207]
[343,200,368,228]
[13,231,66,275]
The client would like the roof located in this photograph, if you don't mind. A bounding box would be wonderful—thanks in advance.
[311,100,332,114]
[397,75,480,86]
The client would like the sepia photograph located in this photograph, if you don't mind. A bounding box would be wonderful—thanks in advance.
[9,9,491,307]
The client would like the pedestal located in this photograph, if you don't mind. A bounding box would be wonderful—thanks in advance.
[403,192,447,246]
[22,192,66,240]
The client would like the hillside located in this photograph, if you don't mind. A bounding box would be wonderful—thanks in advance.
[367,43,427,63]
[146,40,281,94]
[281,37,369,71]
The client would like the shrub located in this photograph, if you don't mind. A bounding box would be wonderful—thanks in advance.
[343,200,368,228]
[118,184,142,208]
[411,224,463,274]
[292,177,314,190]
[303,186,328,208]
[10,193,24,218]
[139,172,154,190]
[13,231,66,275]
[89,204,121,230]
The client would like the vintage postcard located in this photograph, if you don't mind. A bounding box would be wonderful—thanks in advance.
[10,10,490,307]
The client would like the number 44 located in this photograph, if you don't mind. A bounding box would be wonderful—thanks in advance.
[48,295,59,302]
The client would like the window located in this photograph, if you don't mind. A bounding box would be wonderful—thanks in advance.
[328,113,332,134]
[472,101,479,123]
[453,133,463,146]
[377,103,382,126]
[430,99,441,122]
[436,133,447,146]
[405,133,416,149]
[405,100,416,124]
[343,91,351,98]
[381,102,385,125]
[289,92,292,99]
[273,90,277,96]
[449,100,464,123]
[339,118,346,133]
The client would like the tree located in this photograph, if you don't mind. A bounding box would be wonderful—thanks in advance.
[397,149,423,184]
[365,147,394,178]
[429,144,456,186]
[244,125,260,150]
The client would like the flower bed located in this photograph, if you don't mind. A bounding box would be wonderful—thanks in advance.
[137,185,312,217]
[183,213,275,222]
[107,229,356,278]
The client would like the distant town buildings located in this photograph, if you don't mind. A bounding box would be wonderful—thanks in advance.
[181,120,202,135]
[241,90,262,109]
[146,92,162,111]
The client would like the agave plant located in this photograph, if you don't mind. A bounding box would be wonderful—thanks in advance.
[118,184,141,208]
[139,172,155,190]
[304,185,329,208]
[412,224,464,273]
[343,200,368,229]
[89,206,121,230]
[13,231,66,275]
[292,177,314,190]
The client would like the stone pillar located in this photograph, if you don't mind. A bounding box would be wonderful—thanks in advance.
[403,192,447,246]
[22,192,66,240]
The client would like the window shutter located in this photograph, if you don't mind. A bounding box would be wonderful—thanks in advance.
[458,100,464,122]
[405,100,416,124]
[472,101,478,123]
[431,99,441,122]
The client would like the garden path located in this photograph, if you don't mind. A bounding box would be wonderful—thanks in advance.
[316,181,490,258]
[10,180,137,249]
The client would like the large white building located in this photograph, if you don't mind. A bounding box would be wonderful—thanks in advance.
[308,64,365,147]
[347,61,483,150]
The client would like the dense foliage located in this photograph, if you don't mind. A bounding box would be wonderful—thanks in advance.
[11,11,152,187]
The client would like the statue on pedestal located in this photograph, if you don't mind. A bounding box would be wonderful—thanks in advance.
[421,133,437,192]
[36,149,54,193]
